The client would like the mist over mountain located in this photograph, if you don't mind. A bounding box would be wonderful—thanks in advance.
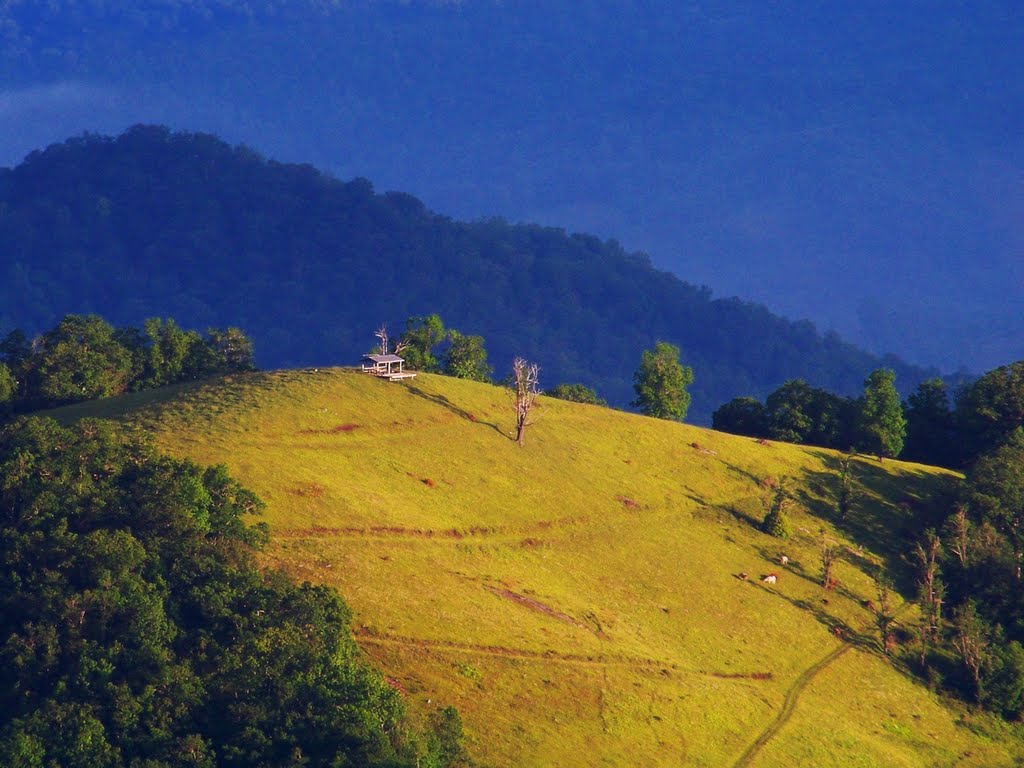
[1,2,1021,374]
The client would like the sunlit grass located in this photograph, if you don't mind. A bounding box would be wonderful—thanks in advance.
[50,368,1024,766]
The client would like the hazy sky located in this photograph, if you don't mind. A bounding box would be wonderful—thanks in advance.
[1,1,1021,373]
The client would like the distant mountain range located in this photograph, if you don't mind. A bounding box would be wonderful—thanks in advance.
[1,2,1020,374]
[0,127,937,422]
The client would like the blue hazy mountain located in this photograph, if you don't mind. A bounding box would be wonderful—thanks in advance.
[1,1,1021,373]
[0,126,939,423]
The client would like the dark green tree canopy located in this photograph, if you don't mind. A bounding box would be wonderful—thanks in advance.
[0,363,13,409]
[631,341,693,421]
[711,396,768,437]
[969,428,1024,582]
[902,378,956,466]
[0,417,462,767]
[857,369,906,458]
[444,331,492,383]
[544,382,606,406]
[2,315,257,412]
[399,314,446,373]
[957,361,1024,461]
[765,379,855,448]
[30,314,135,404]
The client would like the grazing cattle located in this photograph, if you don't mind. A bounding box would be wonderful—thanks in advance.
[779,555,789,565]
[738,572,749,580]
[761,573,778,584]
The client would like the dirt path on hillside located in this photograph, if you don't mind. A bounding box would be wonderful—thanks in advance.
[355,628,774,681]
[730,643,852,768]
[274,513,591,541]
[483,584,591,631]
[731,600,915,767]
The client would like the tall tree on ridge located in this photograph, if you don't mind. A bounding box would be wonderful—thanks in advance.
[399,314,446,372]
[445,331,492,383]
[857,369,906,459]
[631,341,693,421]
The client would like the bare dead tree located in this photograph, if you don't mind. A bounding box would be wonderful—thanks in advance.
[915,529,944,662]
[952,601,988,698]
[836,452,860,522]
[374,324,390,356]
[821,531,840,591]
[875,576,897,655]
[511,357,540,446]
[946,502,970,567]
[393,339,409,356]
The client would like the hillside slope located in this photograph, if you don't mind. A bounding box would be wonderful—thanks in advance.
[0,126,937,422]
[54,369,1019,766]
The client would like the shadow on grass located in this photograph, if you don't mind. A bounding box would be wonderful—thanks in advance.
[752,542,866,606]
[792,450,962,596]
[403,384,512,441]
[722,459,766,488]
[752,579,879,653]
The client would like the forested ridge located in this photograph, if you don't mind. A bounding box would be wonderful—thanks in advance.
[0,126,937,422]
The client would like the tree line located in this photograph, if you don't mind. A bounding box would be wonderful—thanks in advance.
[711,371,906,458]
[0,310,695,446]
[712,361,1024,469]
[0,315,255,412]
[735,363,1024,719]
[0,416,467,767]
[896,426,1024,718]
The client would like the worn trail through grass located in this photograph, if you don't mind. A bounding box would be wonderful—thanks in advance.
[731,643,853,768]
[272,512,592,541]
[356,629,775,680]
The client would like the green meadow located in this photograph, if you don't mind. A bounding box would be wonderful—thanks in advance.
[53,369,1024,766]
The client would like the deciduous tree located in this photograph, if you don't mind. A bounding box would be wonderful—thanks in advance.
[545,382,606,406]
[399,314,446,372]
[836,452,859,522]
[875,575,898,655]
[915,529,944,660]
[969,428,1024,580]
[903,378,956,466]
[956,360,1024,461]
[31,314,133,405]
[137,317,204,388]
[0,363,13,410]
[953,601,989,699]
[764,379,855,448]
[445,331,492,382]
[0,416,462,767]
[945,502,970,568]
[712,396,768,436]
[631,341,692,421]
[857,369,906,459]
[821,531,840,591]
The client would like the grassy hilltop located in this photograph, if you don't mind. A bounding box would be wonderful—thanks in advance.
[55,369,1022,766]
